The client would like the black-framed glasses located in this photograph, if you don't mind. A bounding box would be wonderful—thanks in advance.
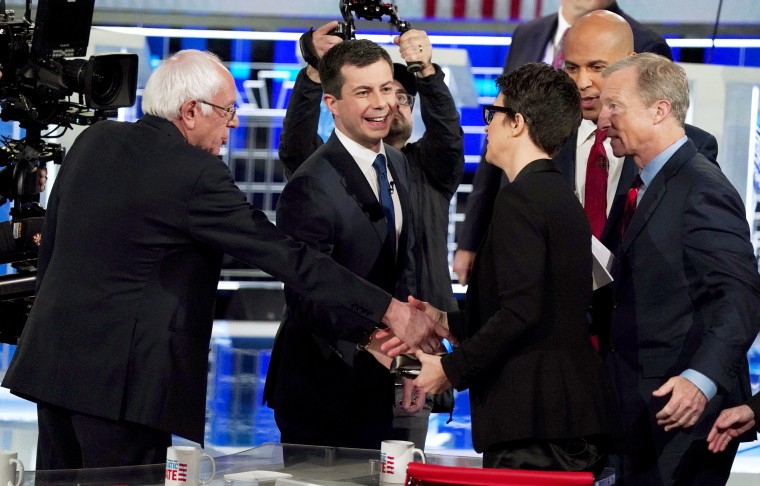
[396,93,415,108]
[482,104,517,125]
[198,100,237,121]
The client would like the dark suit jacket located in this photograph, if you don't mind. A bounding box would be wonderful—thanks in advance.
[608,140,760,477]
[556,124,718,251]
[459,1,673,252]
[441,159,619,452]
[264,133,412,448]
[1,116,392,444]
[279,66,463,311]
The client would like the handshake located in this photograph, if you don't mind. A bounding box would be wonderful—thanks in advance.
[374,296,452,359]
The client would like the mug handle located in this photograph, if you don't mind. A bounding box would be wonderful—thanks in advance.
[9,458,24,486]
[412,448,426,464]
[199,453,216,485]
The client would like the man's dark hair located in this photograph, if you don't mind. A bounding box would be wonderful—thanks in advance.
[319,39,393,99]
[496,63,581,156]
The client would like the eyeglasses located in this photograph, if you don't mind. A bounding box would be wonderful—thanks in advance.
[198,100,237,121]
[396,93,415,108]
[482,104,517,125]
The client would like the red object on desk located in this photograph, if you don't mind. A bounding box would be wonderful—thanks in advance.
[405,462,595,485]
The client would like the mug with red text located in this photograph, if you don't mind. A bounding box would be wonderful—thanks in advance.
[380,440,425,483]
[165,446,215,486]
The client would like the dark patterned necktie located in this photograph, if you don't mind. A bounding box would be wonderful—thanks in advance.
[584,129,609,239]
[620,174,644,238]
[372,154,396,253]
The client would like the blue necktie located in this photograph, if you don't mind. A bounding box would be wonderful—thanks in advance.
[372,154,396,254]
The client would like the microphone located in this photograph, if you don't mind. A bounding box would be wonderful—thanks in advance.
[389,181,395,194]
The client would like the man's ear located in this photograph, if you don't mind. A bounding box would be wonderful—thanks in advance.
[178,99,201,130]
[652,99,672,125]
[324,93,339,116]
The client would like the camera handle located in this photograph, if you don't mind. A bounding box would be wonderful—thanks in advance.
[328,0,421,74]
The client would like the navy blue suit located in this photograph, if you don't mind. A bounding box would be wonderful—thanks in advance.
[607,139,760,484]
[264,133,413,449]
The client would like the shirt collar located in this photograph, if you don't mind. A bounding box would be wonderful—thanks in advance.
[640,135,688,187]
[334,127,387,172]
[576,119,597,147]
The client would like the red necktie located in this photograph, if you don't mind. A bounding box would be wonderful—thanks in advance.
[620,174,643,238]
[584,129,609,239]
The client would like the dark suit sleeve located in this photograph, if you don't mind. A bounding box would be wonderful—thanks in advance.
[458,158,502,251]
[275,171,380,340]
[682,174,760,391]
[748,393,760,427]
[443,189,547,389]
[406,65,464,199]
[186,159,390,326]
[278,68,325,179]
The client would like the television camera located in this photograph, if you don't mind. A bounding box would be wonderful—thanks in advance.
[301,0,421,73]
[0,0,138,343]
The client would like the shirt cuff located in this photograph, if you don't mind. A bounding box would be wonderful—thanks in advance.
[680,369,718,401]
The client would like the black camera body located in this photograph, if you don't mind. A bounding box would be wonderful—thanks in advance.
[332,0,419,73]
[0,0,138,129]
[0,0,139,344]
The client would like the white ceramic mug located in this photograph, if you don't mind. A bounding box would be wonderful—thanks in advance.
[0,451,24,486]
[380,440,425,484]
[165,446,215,486]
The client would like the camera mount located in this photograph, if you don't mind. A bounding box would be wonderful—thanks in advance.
[331,0,421,73]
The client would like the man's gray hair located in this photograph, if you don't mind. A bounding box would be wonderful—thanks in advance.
[142,49,228,120]
[603,52,690,125]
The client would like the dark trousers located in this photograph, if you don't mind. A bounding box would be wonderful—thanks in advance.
[275,404,394,451]
[483,435,610,478]
[391,386,433,449]
[615,436,738,486]
[36,402,172,470]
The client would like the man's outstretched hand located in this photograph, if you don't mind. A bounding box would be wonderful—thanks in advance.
[381,297,449,354]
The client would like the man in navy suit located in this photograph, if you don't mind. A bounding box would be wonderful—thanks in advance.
[599,53,760,485]
[454,0,673,283]
[264,40,432,449]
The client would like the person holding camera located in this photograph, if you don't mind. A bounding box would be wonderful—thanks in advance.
[1,49,447,470]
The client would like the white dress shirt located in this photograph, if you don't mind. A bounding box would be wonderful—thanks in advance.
[334,128,402,244]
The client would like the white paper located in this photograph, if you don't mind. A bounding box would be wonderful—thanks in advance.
[591,236,615,290]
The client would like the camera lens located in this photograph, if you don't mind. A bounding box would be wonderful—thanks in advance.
[89,63,123,106]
